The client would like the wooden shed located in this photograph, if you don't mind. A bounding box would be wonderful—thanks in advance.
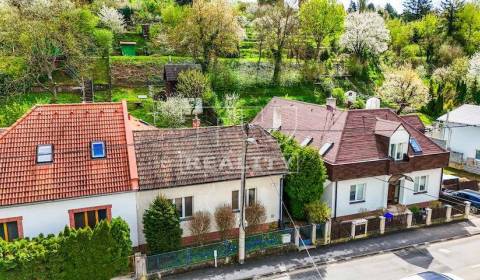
[163,64,201,96]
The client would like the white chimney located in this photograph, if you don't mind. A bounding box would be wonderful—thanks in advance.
[346,91,357,103]
[326,97,336,109]
[366,97,381,109]
[273,107,281,130]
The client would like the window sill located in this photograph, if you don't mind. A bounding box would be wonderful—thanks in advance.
[413,191,428,195]
[180,217,193,222]
[232,209,240,213]
[349,200,366,204]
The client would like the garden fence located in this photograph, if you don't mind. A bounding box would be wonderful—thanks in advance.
[331,221,351,240]
[411,211,426,226]
[431,207,448,223]
[385,213,408,232]
[366,217,380,234]
[245,227,295,253]
[316,223,325,240]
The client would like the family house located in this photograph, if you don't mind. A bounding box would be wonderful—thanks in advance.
[133,125,288,245]
[252,97,449,220]
[0,102,140,245]
[435,104,480,174]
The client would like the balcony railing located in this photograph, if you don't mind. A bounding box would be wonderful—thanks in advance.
[449,151,464,164]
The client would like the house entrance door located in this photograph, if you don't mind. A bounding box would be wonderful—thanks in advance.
[388,183,399,204]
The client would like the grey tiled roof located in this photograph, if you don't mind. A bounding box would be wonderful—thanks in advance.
[133,125,288,190]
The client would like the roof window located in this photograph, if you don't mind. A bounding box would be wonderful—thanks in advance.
[91,141,106,159]
[37,144,53,163]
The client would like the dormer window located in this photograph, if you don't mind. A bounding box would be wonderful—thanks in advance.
[91,141,106,159]
[389,142,407,161]
[37,144,53,163]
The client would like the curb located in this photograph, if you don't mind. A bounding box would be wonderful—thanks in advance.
[249,230,480,280]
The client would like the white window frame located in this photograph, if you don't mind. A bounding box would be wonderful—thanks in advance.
[91,141,106,159]
[349,183,366,203]
[389,142,407,161]
[414,176,428,193]
[232,190,240,211]
[172,196,193,219]
[37,144,53,163]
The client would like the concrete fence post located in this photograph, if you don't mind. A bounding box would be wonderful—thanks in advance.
[294,226,300,248]
[426,208,432,226]
[445,205,452,222]
[379,216,385,235]
[350,222,356,238]
[134,252,148,280]
[311,224,317,245]
[465,201,471,219]
[324,219,331,245]
[406,210,413,229]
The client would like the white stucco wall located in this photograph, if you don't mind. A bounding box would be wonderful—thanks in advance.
[135,175,282,245]
[0,192,139,246]
[443,123,480,160]
[323,168,443,218]
[390,126,410,144]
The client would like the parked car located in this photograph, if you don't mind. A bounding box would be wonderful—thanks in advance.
[400,271,463,280]
[440,189,480,213]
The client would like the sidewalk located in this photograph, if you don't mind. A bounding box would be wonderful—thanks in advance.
[164,217,480,280]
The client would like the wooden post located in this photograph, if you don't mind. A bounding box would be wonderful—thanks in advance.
[445,205,452,222]
[379,216,386,234]
[311,224,317,245]
[135,253,148,280]
[426,208,432,226]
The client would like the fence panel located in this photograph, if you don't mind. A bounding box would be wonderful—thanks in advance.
[452,205,465,219]
[431,207,447,223]
[366,217,380,234]
[331,222,351,240]
[411,211,426,226]
[146,240,238,273]
[246,227,295,254]
[385,213,408,232]
[316,223,325,240]
[299,225,313,246]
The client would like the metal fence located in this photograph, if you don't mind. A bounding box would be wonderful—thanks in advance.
[331,221,351,240]
[411,211,426,226]
[245,227,294,254]
[452,205,465,219]
[385,213,408,232]
[316,223,325,240]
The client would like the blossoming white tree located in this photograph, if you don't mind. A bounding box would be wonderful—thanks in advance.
[98,5,126,34]
[377,65,429,114]
[340,12,390,59]
[468,52,480,82]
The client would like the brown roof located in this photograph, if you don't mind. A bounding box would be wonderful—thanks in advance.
[163,64,202,82]
[374,118,402,138]
[400,114,426,132]
[0,102,135,206]
[252,97,448,166]
[133,125,288,190]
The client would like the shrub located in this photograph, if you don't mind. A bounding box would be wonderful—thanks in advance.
[332,87,345,105]
[245,202,266,234]
[305,201,331,223]
[188,211,211,245]
[143,195,182,253]
[0,218,131,280]
[176,69,211,114]
[409,206,420,214]
[214,204,236,240]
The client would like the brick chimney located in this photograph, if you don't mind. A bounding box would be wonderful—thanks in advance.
[192,116,201,128]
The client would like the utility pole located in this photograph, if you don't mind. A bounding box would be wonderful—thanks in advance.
[238,123,249,264]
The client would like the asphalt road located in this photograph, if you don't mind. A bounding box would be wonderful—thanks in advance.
[264,235,480,280]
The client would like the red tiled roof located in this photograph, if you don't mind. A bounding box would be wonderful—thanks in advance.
[0,102,134,206]
[400,114,426,132]
[133,125,288,190]
[252,97,447,165]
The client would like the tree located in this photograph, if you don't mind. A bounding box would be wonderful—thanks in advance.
[254,4,297,84]
[214,204,236,240]
[415,13,440,65]
[378,65,429,114]
[299,0,345,61]
[403,0,432,21]
[305,201,331,223]
[143,195,182,253]
[385,3,398,18]
[188,211,211,245]
[176,69,210,116]
[347,0,357,13]
[170,0,242,72]
[387,18,413,54]
[456,3,480,54]
[340,12,390,60]
[245,202,266,234]
[155,97,191,127]
[98,5,126,34]
[468,52,480,83]
[441,0,464,36]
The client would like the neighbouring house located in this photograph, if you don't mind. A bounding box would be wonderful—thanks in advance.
[434,104,480,174]
[133,125,288,245]
[252,97,449,220]
[163,63,202,96]
[0,102,142,245]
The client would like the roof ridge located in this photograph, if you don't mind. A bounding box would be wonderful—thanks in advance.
[136,125,242,133]
[0,105,40,142]
[271,97,342,110]
[35,102,123,107]
[375,117,401,124]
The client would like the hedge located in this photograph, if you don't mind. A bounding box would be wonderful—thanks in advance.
[0,218,132,280]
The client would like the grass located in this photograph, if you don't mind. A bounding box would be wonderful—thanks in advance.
[418,113,435,126]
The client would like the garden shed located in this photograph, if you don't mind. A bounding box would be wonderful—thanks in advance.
[163,63,201,96]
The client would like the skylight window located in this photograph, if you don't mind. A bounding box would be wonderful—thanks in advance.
[37,144,53,163]
[409,138,423,154]
[91,141,106,159]
[300,137,313,147]
[319,142,334,156]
